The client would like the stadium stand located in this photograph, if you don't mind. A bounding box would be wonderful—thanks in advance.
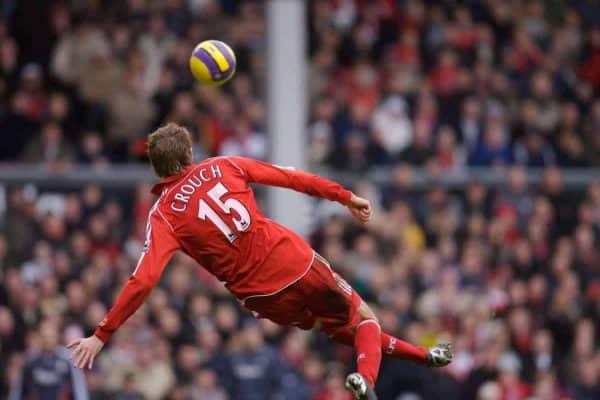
[0,1,599,399]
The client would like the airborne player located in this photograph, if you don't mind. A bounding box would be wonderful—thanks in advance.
[68,123,452,400]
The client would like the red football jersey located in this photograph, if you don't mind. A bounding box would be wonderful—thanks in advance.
[94,157,352,342]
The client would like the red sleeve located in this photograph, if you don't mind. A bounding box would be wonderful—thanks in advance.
[94,209,179,343]
[227,157,352,205]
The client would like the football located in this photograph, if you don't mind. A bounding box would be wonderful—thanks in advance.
[189,40,237,86]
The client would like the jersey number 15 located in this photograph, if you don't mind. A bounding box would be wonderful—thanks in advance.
[198,182,251,242]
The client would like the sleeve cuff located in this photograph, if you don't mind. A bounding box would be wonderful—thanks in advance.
[93,327,112,343]
[339,189,352,206]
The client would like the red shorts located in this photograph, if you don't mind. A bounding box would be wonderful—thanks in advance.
[243,253,363,337]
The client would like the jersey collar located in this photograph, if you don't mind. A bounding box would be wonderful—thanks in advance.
[151,165,195,195]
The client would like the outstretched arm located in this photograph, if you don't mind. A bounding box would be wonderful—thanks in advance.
[228,157,352,204]
[227,157,372,223]
[68,210,179,369]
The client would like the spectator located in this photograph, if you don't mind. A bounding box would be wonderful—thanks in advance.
[556,128,589,167]
[225,322,286,400]
[22,122,73,165]
[400,120,433,166]
[370,95,413,159]
[468,123,512,167]
[219,117,267,160]
[513,132,556,167]
[456,97,482,152]
[9,320,88,400]
[188,368,228,400]
[572,358,600,400]
[112,373,144,400]
[106,71,156,159]
[431,125,463,171]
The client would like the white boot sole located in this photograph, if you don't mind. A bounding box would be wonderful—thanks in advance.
[345,373,367,399]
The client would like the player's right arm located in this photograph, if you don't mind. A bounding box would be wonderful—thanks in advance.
[227,157,372,223]
[68,209,179,369]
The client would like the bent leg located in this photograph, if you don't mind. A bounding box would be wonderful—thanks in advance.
[327,300,428,365]
[380,331,427,364]
[351,318,382,388]
[304,255,382,388]
[360,301,426,364]
[331,325,427,364]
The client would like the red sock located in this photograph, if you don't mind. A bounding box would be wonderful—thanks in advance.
[354,320,382,387]
[380,332,427,364]
[330,326,428,365]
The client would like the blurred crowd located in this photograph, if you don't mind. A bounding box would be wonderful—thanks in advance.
[0,0,598,170]
[1,0,600,400]
[307,0,600,171]
[1,167,600,399]
[316,166,600,399]
[0,0,267,166]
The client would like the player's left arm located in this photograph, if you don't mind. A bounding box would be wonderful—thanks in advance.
[228,157,351,203]
[227,157,372,223]
[68,211,180,369]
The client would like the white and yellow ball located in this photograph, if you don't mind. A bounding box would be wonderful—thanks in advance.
[189,40,237,86]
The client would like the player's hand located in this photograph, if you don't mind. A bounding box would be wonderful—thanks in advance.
[347,193,372,223]
[67,335,104,369]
